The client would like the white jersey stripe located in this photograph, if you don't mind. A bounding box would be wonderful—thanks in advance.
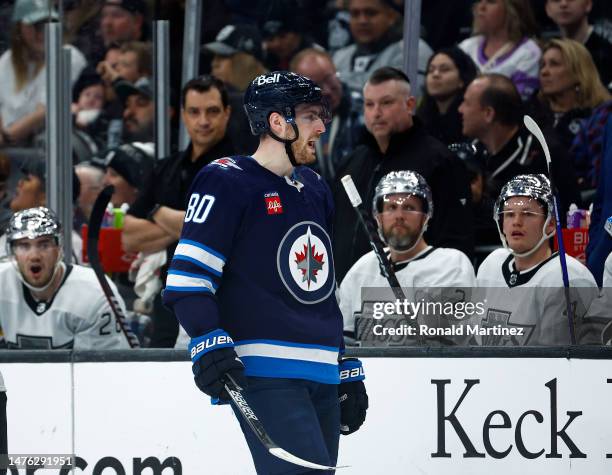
[174,241,225,275]
[166,272,216,293]
[235,342,339,365]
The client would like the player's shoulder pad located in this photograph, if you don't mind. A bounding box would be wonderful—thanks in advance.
[68,265,116,294]
[477,247,509,277]
[432,247,472,264]
[563,254,598,286]
[207,156,247,173]
[194,155,251,193]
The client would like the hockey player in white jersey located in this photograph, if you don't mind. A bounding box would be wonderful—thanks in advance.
[475,174,600,345]
[0,207,131,349]
[339,170,476,345]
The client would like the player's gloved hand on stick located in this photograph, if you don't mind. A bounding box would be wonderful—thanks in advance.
[189,329,247,401]
[338,358,368,435]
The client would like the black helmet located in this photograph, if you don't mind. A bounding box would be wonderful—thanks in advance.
[244,71,330,136]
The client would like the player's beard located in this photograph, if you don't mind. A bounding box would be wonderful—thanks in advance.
[384,223,419,252]
[291,136,317,165]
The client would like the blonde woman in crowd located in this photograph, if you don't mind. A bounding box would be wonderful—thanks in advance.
[0,0,86,146]
[459,0,540,100]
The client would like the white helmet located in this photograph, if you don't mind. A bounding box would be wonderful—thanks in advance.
[494,174,555,258]
[372,170,433,252]
[6,207,64,292]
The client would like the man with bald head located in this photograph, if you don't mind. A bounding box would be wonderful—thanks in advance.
[291,48,364,181]
[458,73,580,220]
[331,66,473,282]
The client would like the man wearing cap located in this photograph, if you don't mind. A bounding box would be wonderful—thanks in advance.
[122,75,235,347]
[203,24,265,154]
[100,0,147,49]
[114,76,155,143]
[331,67,473,283]
[96,142,154,207]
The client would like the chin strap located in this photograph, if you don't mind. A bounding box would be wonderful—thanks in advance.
[379,217,429,256]
[16,259,65,293]
[268,122,300,167]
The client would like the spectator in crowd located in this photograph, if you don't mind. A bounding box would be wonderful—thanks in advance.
[122,75,235,347]
[331,67,473,283]
[65,0,104,64]
[586,116,612,286]
[462,153,500,252]
[0,0,86,146]
[1,158,82,263]
[115,76,154,143]
[260,0,324,70]
[100,0,147,50]
[339,171,475,345]
[416,47,479,146]
[290,48,364,181]
[333,0,433,95]
[529,39,611,152]
[0,153,11,232]
[459,74,581,228]
[475,174,599,346]
[98,41,152,85]
[545,0,612,90]
[71,67,109,151]
[0,207,132,349]
[459,0,541,100]
[204,24,267,92]
[203,24,265,154]
[74,162,104,229]
[97,43,122,95]
[94,142,154,207]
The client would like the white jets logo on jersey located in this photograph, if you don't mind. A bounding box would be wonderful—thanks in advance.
[210,157,242,170]
[277,222,335,304]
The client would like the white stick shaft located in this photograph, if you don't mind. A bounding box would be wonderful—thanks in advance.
[341,175,362,207]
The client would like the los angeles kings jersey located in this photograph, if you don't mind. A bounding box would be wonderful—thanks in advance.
[474,248,601,345]
[163,156,343,384]
[0,263,131,349]
[339,246,476,344]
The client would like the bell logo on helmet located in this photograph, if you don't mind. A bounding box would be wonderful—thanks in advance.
[256,73,280,86]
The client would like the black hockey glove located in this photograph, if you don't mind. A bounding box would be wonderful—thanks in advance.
[338,358,368,435]
[190,329,247,402]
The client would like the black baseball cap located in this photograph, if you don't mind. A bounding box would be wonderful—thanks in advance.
[114,76,153,104]
[103,0,146,16]
[203,24,264,62]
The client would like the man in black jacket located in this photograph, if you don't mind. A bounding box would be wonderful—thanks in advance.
[332,67,473,283]
[122,75,235,347]
[458,74,581,229]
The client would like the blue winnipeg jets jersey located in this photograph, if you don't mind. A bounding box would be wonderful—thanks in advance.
[163,156,343,384]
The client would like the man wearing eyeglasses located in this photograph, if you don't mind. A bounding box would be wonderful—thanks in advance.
[0,207,131,350]
[474,174,600,346]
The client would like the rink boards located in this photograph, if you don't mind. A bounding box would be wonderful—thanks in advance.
[1,348,612,474]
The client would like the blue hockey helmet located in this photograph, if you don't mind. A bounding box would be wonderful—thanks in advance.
[243,71,330,136]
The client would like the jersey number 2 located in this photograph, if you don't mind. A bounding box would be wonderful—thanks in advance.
[185,193,215,223]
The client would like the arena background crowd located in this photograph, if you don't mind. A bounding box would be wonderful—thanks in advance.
[0,0,611,349]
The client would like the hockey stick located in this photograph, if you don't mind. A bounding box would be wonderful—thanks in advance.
[523,116,576,345]
[223,374,347,471]
[88,185,140,348]
[341,175,424,346]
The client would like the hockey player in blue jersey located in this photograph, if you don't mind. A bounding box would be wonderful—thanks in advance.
[163,71,368,473]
